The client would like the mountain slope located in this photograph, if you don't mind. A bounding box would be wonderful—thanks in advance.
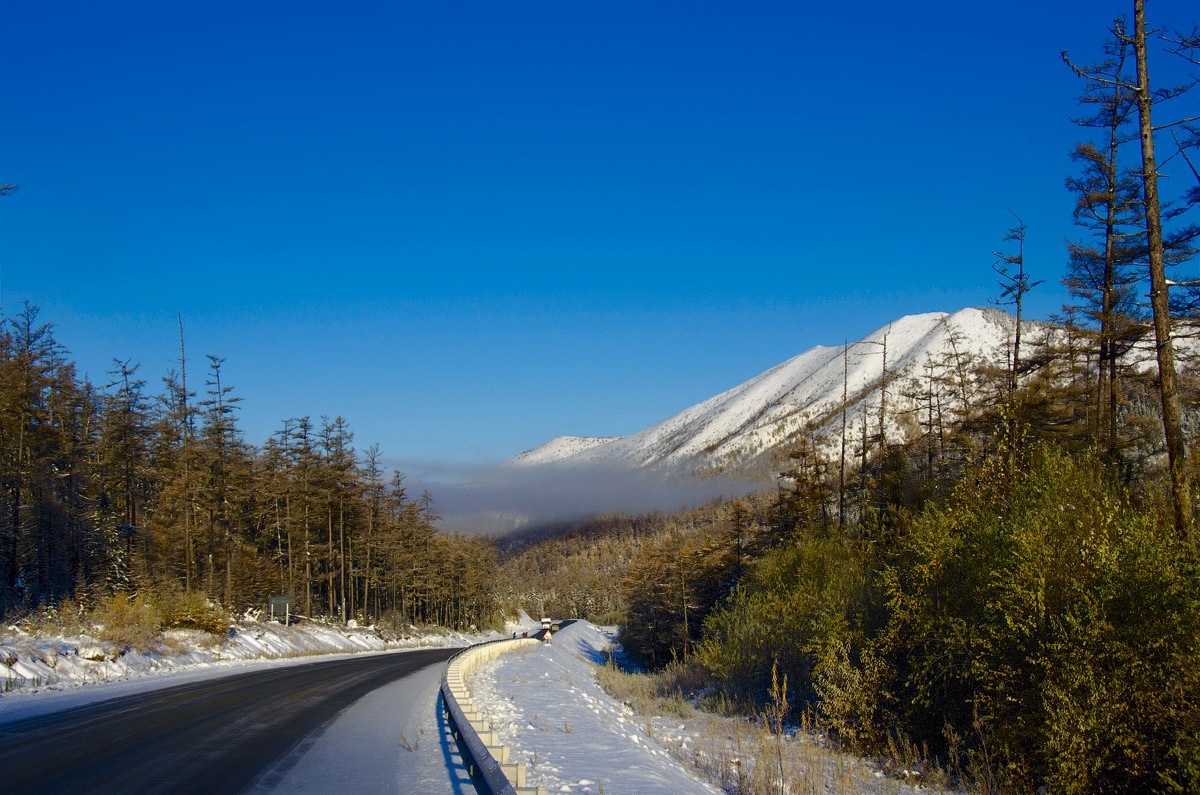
[510,307,1022,478]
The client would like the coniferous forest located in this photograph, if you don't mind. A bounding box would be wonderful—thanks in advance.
[0,301,499,632]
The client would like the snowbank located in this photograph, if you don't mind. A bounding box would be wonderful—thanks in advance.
[468,619,722,795]
[0,616,488,696]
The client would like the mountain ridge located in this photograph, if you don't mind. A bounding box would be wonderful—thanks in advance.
[509,307,1024,479]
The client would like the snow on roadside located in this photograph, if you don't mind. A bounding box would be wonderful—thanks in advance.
[471,620,950,795]
[469,619,723,795]
[0,614,491,708]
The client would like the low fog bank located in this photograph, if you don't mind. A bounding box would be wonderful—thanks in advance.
[411,461,767,536]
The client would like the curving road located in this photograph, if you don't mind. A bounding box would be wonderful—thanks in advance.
[0,647,469,794]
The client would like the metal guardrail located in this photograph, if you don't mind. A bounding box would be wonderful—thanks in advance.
[440,636,547,795]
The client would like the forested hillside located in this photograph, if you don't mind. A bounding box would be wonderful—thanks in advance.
[0,304,499,632]
[498,9,1200,792]
[500,361,1200,791]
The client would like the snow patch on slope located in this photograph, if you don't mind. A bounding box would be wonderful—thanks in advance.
[511,436,625,467]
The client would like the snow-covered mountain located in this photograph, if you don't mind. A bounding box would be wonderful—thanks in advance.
[510,307,1025,479]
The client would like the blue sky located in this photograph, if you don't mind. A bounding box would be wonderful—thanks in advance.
[2,0,1197,477]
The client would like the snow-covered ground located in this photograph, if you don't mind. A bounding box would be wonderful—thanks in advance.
[0,615,494,725]
[470,619,722,795]
[3,613,949,794]
[470,619,947,795]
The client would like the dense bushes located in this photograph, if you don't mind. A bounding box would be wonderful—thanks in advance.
[690,445,1200,792]
[877,447,1200,791]
[11,589,230,658]
[697,536,869,707]
[501,440,1200,790]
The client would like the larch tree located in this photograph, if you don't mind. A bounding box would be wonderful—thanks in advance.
[992,211,1042,400]
[1063,26,1147,463]
[0,304,89,609]
[196,355,248,603]
[97,359,155,591]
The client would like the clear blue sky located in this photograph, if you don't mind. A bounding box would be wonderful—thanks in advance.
[2,0,1196,478]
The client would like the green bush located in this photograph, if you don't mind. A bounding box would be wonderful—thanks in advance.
[880,446,1200,792]
[812,635,890,749]
[697,536,869,709]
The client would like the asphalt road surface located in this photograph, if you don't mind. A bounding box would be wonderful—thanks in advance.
[0,647,461,794]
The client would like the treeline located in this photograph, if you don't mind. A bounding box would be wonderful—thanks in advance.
[495,495,775,629]
[0,304,498,630]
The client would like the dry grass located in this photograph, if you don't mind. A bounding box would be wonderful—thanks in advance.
[592,652,951,795]
[93,593,163,654]
[674,712,894,795]
[594,657,696,718]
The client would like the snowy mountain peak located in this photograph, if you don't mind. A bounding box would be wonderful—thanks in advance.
[508,308,1020,478]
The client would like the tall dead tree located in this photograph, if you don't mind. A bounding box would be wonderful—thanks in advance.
[1130,0,1194,539]
[993,211,1042,402]
[992,212,1043,477]
[839,340,849,528]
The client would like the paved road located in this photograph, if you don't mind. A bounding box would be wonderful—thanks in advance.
[0,647,460,794]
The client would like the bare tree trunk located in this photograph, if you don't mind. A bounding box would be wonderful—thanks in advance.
[1099,119,1120,458]
[339,499,347,623]
[839,341,848,528]
[878,331,889,451]
[179,314,194,593]
[1134,0,1193,541]
[304,503,312,616]
[327,508,335,617]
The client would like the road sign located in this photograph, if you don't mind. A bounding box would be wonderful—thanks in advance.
[269,596,293,624]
